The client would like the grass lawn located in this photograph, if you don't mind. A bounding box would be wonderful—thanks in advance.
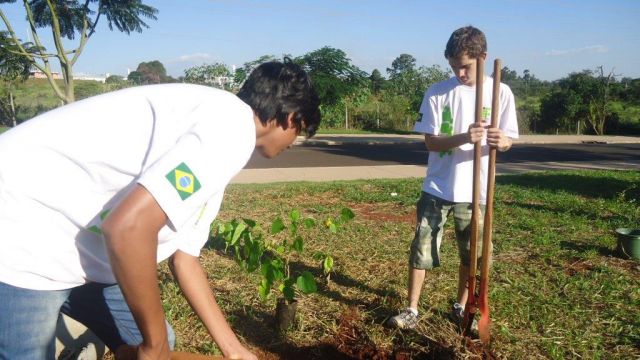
[153,169,639,360]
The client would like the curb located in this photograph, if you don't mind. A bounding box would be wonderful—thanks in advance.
[294,135,640,146]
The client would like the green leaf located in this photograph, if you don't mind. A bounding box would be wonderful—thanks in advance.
[230,222,247,246]
[282,283,296,302]
[292,236,304,253]
[271,218,285,234]
[303,218,316,229]
[276,245,285,255]
[261,262,275,282]
[329,223,338,234]
[296,271,317,294]
[289,221,298,237]
[289,209,301,223]
[281,277,297,302]
[242,218,256,227]
[340,207,355,222]
[322,255,334,274]
[258,279,271,302]
[270,259,285,281]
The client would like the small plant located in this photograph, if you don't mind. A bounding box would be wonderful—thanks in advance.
[215,207,355,305]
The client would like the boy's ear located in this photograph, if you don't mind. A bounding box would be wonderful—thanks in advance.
[480,52,487,60]
[286,112,302,132]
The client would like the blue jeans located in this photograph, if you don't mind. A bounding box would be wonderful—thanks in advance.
[0,281,175,360]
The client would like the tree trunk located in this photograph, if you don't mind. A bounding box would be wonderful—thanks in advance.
[61,62,75,103]
[344,103,348,129]
[9,91,16,127]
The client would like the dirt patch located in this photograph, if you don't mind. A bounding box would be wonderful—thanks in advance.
[564,259,595,276]
[333,307,391,359]
[351,203,415,225]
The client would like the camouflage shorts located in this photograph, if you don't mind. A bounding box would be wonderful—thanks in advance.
[409,192,490,269]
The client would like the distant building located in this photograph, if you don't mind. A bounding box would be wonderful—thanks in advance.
[29,69,62,80]
[73,73,110,83]
[29,69,114,83]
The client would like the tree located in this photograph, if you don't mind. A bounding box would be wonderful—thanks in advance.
[295,46,367,106]
[585,66,618,135]
[500,66,518,82]
[539,88,581,133]
[0,30,30,126]
[135,60,171,84]
[386,53,416,79]
[387,53,450,111]
[369,69,385,95]
[233,55,277,88]
[538,68,619,135]
[0,0,158,103]
[184,62,232,90]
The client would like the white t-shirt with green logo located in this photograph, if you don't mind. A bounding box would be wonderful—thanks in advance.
[413,76,519,204]
[0,84,255,290]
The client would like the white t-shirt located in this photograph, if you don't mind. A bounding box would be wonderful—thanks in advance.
[0,84,256,290]
[413,76,519,204]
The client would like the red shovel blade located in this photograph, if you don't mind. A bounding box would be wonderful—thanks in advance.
[477,280,490,344]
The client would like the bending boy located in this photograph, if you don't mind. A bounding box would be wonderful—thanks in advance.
[389,26,519,329]
[0,59,320,359]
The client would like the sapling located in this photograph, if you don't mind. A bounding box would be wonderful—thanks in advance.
[215,207,354,305]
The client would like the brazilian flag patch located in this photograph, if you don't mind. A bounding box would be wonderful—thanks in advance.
[166,162,201,200]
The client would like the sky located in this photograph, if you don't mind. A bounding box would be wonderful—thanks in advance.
[2,0,639,81]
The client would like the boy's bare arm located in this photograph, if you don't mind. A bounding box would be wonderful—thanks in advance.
[486,127,513,151]
[424,122,486,152]
[102,185,171,360]
[169,251,257,360]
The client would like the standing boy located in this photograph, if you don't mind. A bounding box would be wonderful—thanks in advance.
[389,26,519,329]
[0,59,320,359]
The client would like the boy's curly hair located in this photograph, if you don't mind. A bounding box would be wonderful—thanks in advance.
[237,58,320,138]
[444,26,487,59]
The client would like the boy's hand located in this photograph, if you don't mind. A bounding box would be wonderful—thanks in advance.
[467,122,486,144]
[225,344,258,360]
[486,127,512,151]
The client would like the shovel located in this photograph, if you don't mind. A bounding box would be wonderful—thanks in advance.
[477,58,502,345]
[462,58,502,346]
[462,56,484,335]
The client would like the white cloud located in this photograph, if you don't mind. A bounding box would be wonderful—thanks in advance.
[545,45,608,56]
[170,53,213,63]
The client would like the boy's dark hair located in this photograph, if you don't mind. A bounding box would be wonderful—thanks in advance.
[237,58,321,138]
[444,26,487,60]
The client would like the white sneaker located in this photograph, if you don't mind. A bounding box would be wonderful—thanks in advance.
[452,303,478,332]
[388,308,419,329]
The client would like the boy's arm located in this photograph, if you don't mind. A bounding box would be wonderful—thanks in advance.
[102,185,171,360]
[486,127,513,151]
[169,250,257,360]
[424,122,486,151]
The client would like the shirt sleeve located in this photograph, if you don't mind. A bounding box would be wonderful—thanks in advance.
[499,84,519,139]
[413,88,439,135]
[137,107,253,231]
[174,192,224,256]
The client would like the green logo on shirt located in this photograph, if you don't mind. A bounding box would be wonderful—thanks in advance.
[482,106,491,121]
[87,209,111,235]
[166,162,201,200]
[439,106,453,157]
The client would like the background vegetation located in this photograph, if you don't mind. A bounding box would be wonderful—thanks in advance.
[2,53,639,135]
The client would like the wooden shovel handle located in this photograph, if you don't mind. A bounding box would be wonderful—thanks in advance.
[477,58,502,345]
[463,55,484,335]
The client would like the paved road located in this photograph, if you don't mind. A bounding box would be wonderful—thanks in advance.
[232,135,640,184]
[246,142,640,169]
